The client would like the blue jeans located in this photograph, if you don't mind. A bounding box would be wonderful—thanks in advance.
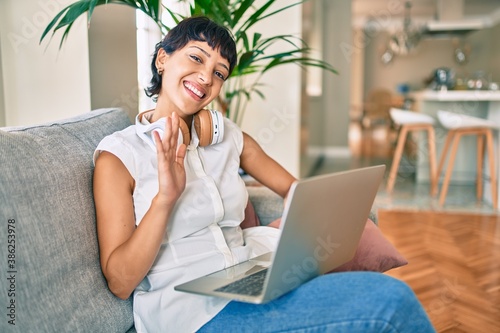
[199,272,436,332]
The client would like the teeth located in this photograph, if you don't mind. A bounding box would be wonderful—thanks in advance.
[185,82,204,98]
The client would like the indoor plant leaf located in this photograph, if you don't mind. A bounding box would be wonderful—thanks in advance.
[42,0,337,124]
[40,0,166,46]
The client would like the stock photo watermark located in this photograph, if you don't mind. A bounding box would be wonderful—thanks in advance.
[7,0,73,53]
[257,234,341,314]
[428,277,466,316]
[255,106,296,149]
[6,218,17,326]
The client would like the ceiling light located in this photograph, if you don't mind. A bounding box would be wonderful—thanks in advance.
[381,1,423,64]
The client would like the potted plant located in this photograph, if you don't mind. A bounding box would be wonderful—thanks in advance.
[41,0,336,125]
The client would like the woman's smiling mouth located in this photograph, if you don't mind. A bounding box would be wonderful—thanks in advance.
[184,81,206,99]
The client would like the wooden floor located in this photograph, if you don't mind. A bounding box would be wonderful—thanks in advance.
[378,210,500,333]
[345,121,499,332]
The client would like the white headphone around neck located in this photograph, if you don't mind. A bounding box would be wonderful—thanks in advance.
[137,109,224,150]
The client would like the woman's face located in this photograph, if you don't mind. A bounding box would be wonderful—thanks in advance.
[156,41,230,118]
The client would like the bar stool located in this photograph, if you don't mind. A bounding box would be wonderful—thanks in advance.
[387,108,437,195]
[436,110,498,209]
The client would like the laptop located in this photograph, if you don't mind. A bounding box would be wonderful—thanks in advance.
[174,165,385,304]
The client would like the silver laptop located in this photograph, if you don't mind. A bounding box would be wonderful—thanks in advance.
[174,165,385,304]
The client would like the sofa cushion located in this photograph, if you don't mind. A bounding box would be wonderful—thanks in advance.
[331,219,408,272]
[246,186,284,226]
[0,109,134,332]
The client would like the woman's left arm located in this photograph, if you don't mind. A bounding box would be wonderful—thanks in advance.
[240,132,297,199]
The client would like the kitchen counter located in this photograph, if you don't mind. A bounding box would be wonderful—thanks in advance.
[410,90,500,208]
[412,90,500,101]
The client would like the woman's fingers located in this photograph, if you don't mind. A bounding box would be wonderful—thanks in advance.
[153,113,187,171]
[153,113,187,173]
[170,112,180,148]
[153,113,187,203]
[153,128,164,152]
[154,113,185,154]
[162,116,174,151]
[176,143,187,164]
[152,115,174,154]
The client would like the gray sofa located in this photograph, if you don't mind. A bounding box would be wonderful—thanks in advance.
[0,108,284,332]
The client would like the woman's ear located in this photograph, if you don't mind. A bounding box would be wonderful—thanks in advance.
[155,48,168,71]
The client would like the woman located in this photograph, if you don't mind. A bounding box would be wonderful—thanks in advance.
[93,16,435,333]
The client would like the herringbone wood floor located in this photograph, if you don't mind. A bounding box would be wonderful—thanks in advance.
[310,120,500,331]
[378,210,500,333]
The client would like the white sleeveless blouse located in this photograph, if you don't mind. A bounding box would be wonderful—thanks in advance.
[94,114,280,332]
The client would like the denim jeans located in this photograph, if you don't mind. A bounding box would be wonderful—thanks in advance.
[199,272,436,333]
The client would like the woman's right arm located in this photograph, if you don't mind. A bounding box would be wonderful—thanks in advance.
[93,114,186,300]
[93,152,170,299]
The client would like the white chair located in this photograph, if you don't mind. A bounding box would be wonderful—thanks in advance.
[436,110,498,209]
[387,108,437,195]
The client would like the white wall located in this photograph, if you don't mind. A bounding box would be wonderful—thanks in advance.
[306,0,352,158]
[0,0,91,127]
[0,41,5,127]
[321,0,352,150]
[88,4,138,121]
[240,1,302,178]
[492,23,500,82]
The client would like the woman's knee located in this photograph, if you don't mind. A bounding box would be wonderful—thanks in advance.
[308,272,424,311]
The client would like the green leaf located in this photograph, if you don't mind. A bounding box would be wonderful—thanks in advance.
[163,6,185,26]
[59,22,75,50]
[40,5,71,43]
[252,32,262,48]
[239,31,250,52]
[262,57,337,74]
[237,50,257,68]
[257,1,305,23]
[255,35,302,51]
[253,88,266,100]
[237,0,276,33]
[40,0,165,47]
[40,0,337,125]
[232,0,254,26]
[56,2,94,29]
[87,0,101,25]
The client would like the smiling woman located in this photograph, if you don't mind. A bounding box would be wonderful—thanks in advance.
[90,15,436,333]
[92,16,295,331]
[144,16,237,110]
[143,17,236,123]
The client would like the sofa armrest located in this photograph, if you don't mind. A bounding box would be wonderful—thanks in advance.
[247,186,284,226]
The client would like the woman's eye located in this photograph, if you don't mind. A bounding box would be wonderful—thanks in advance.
[215,71,226,80]
[190,55,202,63]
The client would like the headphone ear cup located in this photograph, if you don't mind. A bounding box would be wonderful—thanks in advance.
[193,109,213,147]
[178,117,191,146]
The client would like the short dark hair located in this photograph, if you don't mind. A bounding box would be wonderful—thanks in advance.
[145,16,237,100]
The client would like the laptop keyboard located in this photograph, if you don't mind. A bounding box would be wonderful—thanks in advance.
[215,268,268,296]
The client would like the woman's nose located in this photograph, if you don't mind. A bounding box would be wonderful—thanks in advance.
[198,69,212,86]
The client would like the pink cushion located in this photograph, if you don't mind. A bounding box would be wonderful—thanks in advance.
[331,219,407,272]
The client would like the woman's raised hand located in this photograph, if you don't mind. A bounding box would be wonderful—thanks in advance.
[153,112,187,206]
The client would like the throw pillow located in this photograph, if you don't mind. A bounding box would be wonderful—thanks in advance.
[331,219,408,273]
[240,200,261,229]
